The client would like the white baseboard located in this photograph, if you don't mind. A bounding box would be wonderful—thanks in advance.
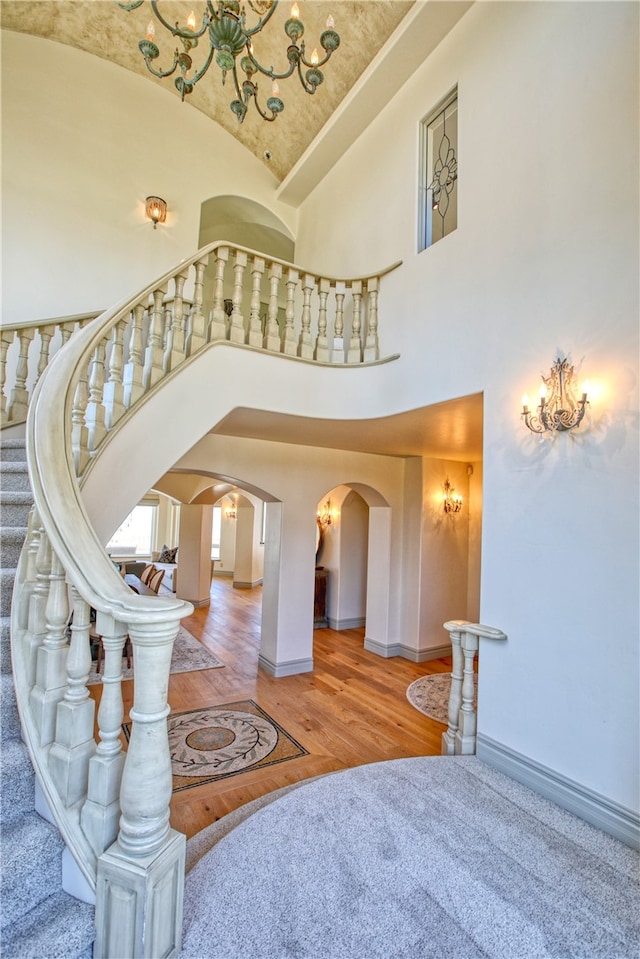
[212,569,233,578]
[258,654,314,677]
[364,637,451,662]
[328,616,365,630]
[233,579,263,589]
[476,733,640,850]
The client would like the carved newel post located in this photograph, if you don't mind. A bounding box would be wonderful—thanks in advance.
[94,616,186,959]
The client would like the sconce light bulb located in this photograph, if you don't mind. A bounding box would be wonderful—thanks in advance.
[581,380,590,398]
[522,393,530,411]
[272,79,280,96]
[326,14,335,28]
[146,20,155,40]
[539,383,547,400]
[291,3,299,17]
[187,10,196,30]
[311,48,319,65]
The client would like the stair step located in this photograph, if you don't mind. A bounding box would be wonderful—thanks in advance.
[0,569,16,618]
[0,490,33,527]
[0,674,22,742]
[0,462,31,491]
[0,439,27,462]
[1,526,27,570]
[1,615,10,675]
[0,889,95,959]
[0,812,64,930]
[0,736,35,826]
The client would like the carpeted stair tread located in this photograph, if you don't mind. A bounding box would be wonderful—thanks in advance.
[0,490,33,527]
[0,673,22,741]
[0,526,28,568]
[1,569,17,617]
[1,737,35,824]
[0,888,95,959]
[1,812,65,929]
[1,615,11,673]
[0,462,30,491]
[0,439,28,462]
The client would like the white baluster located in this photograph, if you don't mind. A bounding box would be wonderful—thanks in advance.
[123,304,145,409]
[441,620,468,756]
[71,366,90,476]
[23,526,51,686]
[7,328,35,422]
[314,278,331,362]
[186,257,208,355]
[35,324,54,385]
[229,250,248,344]
[95,617,186,959]
[208,246,230,341]
[29,551,69,746]
[331,283,346,363]
[164,273,188,371]
[347,280,363,363]
[60,320,76,346]
[103,318,127,430]
[81,613,127,858]
[49,588,96,806]
[298,274,315,360]
[455,630,479,755]
[247,256,266,348]
[264,262,283,352]
[85,339,108,454]
[16,507,40,631]
[283,267,299,356]
[143,287,167,390]
[363,277,380,362]
[0,329,14,427]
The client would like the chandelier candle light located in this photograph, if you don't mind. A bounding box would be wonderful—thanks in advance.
[442,479,462,514]
[117,0,340,123]
[521,358,589,433]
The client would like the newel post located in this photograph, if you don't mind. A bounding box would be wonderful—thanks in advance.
[441,620,468,756]
[94,616,185,959]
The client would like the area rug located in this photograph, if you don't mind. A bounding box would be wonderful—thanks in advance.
[87,625,223,685]
[123,699,308,794]
[406,672,477,724]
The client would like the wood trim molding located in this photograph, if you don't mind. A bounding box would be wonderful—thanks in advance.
[364,637,451,662]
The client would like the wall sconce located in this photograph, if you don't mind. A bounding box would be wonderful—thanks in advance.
[522,357,589,433]
[145,195,167,229]
[317,499,333,530]
[225,502,237,520]
[443,479,462,514]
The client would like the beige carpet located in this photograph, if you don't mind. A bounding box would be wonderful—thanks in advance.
[406,672,477,724]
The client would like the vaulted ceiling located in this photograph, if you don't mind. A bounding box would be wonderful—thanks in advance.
[1,0,412,181]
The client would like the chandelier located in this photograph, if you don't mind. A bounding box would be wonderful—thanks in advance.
[116,1,340,123]
[521,358,589,434]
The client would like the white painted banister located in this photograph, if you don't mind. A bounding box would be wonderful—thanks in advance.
[7,240,402,957]
[441,620,507,756]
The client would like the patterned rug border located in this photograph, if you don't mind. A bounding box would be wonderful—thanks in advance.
[123,699,309,794]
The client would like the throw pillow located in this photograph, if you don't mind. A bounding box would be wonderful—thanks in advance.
[158,545,178,564]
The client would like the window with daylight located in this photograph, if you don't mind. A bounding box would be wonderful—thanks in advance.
[211,505,222,560]
[419,88,458,251]
[107,504,157,557]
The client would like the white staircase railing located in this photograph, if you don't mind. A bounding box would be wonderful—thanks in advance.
[9,241,401,958]
[441,620,508,757]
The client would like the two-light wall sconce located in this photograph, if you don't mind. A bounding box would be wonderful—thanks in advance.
[317,499,334,530]
[225,501,237,520]
[443,479,463,514]
[145,195,167,229]
[522,358,589,434]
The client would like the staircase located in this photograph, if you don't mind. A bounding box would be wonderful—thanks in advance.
[0,438,95,958]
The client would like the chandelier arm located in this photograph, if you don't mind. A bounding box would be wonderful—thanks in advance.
[245,53,297,82]
[243,0,280,38]
[142,50,180,79]
[231,62,246,101]
[150,0,211,40]
[187,41,217,87]
[251,95,279,122]
[299,48,333,69]
[296,59,318,94]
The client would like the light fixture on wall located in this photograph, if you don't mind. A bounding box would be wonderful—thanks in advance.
[521,357,589,434]
[145,195,167,228]
[225,502,237,519]
[442,479,462,514]
[317,499,333,530]
[117,1,340,124]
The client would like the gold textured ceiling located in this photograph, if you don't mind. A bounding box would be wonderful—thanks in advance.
[0,0,413,181]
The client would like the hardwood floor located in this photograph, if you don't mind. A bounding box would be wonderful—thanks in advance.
[102,577,452,840]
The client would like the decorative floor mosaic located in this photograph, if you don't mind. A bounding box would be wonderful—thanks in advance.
[123,699,308,793]
[406,673,477,724]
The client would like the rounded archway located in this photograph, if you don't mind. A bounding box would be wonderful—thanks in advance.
[198,195,295,261]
